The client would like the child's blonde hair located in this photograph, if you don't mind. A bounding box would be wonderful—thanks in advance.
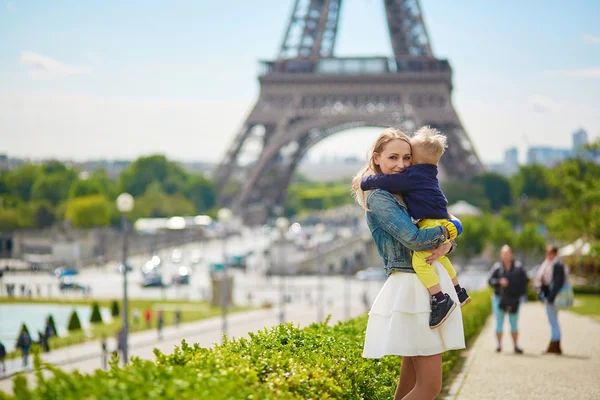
[351,127,412,211]
[410,126,448,165]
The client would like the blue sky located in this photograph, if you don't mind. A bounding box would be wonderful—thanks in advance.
[1,0,599,164]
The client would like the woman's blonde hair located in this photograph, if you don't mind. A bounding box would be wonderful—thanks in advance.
[351,127,412,210]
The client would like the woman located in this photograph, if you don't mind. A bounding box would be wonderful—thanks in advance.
[352,128,465,400]
[488,245,528,353]
[534,244,566,355]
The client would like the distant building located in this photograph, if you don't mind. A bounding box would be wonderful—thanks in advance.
[526,146,571,168]
[484,147,519,177]
[572,128,588,150]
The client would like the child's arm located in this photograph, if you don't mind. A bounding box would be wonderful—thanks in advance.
[360,170,415,192]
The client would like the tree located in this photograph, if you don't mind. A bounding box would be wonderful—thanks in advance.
[515,222,546,267]
[90,302,103,324]
[118,155,188,197]
[69,179,103,199]
[33,201,56,229]
[0,208,20,231]
[185,174,217,213]
[47,315,58,337]
[111,300,120,317]
[511,164,553,201]
[31,173,73,206]
[132,182,196,219]
[488,216,515,252]
[66,195,111,228]
[4,163,42,201]
[16,323,31,344]
[452,216,490,265]
[471,173,512,211]
[441,178,490,211]
[67,310,82,332]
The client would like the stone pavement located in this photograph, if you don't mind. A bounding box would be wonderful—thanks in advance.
[0,301,370,395]
[447,302,600,400]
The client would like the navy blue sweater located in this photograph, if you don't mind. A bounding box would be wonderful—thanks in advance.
[360,164,448,220]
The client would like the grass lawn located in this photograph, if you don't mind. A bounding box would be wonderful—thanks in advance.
[571,294,600,322]
[1,296,254,360]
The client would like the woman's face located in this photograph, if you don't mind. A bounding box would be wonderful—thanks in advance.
[374,139,412,174]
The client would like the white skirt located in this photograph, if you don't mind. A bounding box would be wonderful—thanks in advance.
[363,261,465,358]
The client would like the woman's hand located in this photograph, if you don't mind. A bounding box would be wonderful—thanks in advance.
[424,242,452,264]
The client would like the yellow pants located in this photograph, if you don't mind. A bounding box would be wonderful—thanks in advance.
[413,218,457,288]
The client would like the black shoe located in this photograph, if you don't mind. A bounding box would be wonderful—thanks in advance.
[457,288,471,307]
[514,346,523,354]
[429,293,457,329]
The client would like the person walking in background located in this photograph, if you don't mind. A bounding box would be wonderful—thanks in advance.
[174,309,181,328]
[17,328,32,367]
[534,244,567,355]
[144,308,152,329]
[100,335,108,370]
[352,128,464,399]
[0,340,6,374]
[132,308,140,329]
[157,310,164,340]
[488,245,528,354]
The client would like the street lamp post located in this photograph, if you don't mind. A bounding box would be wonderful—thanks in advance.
[217,208,233,340]
[116,193,134,364]
[275,217,289,324]
[315,223,326,322]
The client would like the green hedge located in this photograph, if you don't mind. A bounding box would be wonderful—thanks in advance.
[3,290,492,400]
[573,285,600,295]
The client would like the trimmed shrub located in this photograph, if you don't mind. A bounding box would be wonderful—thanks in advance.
[9,290,492,399]
[111,300,120,317]
[573,285,600,295]
[67,311,82,332]
[90,302,103,324]
[47,314,58,337]
[15,323,31,346]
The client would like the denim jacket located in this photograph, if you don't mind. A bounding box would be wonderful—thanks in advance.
[366,189,448,275]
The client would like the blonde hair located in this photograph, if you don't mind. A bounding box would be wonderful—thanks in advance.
[411,126,447,165]
[351,127,411,210]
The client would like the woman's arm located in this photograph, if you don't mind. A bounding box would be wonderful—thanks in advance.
[488,264,501,288]
[367,190,447,251]
[547,262,566,303]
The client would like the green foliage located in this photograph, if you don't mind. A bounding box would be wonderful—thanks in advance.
[510,164,553,201]
[33,201,55,229]
[471,173,512,211]
[67,310,82,332]
[3,163,42,201]
[441,178,490,211]
[66,195,111,227]
[454,216,490,263]
[16,323,30,344]
[69,178,103,199]
[0,208,20,231]
[111,300,120,317]
[286,182,353,214]
[132,181,196,218]
[184,174,217,213]
[47,315,58,337]
[573,285,600,295]
[119,155,188,197]
[7,291,492,400]
[514,222,546,266]
[31,172,74,206]
[90,303,103,324]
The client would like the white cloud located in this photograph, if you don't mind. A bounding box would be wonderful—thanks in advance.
[583,34,600,44]
[20,51,93,78]
[543,67,600,78]
[527,95,560,114]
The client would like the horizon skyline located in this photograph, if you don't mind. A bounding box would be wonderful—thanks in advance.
[1,0,599,165]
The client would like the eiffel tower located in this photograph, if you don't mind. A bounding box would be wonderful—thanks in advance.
[215,0,484,224]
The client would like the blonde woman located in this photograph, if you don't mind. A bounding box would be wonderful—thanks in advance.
[352,128,465,400]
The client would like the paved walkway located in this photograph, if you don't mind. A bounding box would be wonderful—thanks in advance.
[448,302,600,400]
[0,301,369,395]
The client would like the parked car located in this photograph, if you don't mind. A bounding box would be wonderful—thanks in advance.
[354,267,388,280]
[172,266,191,285]
[59,277,90,294]
[141,273,164,287]
[54,267,78,278]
